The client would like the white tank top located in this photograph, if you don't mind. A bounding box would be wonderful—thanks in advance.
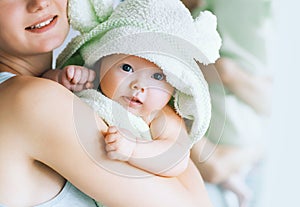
[0,72,15,84]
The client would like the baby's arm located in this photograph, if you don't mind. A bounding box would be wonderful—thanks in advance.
[104,105,192,177]
[42,66,96,92]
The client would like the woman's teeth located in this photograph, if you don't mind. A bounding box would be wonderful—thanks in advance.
[30,18,54,29]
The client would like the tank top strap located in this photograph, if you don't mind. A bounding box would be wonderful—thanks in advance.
[0,72,16,84]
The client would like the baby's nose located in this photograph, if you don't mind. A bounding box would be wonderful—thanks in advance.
[130,81,145,93]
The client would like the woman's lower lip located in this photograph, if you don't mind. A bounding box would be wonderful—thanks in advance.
[25,16,58,34]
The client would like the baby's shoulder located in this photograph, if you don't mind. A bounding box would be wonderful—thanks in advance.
[152,105,183,128]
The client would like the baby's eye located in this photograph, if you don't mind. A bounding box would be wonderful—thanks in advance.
[121,64,133,72]
[151,73,165,81]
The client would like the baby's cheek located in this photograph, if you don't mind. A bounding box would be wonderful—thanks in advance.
[150,91,171,108]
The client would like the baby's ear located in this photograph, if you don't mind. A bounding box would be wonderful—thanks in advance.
[68,0,114,33]
[193,11,222,64]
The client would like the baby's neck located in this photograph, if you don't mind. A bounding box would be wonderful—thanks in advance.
[141,110,160,126]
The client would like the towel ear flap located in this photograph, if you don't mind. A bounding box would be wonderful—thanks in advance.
[193,11,222,64]
[68,0,114,33]
[90,0,114,22]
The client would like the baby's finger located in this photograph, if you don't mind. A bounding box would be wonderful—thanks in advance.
[66,66,75,81]
[104,134,117,144]
[88,70,96,82]
[105,143,117,152]
[77,68,90,84]
[107,126,118,134]
[70,84,84,92]
[85,82,94,89]
[71,68,82,84]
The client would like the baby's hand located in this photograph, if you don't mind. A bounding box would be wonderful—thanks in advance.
[59,66,96,92]
[104,126,137,161]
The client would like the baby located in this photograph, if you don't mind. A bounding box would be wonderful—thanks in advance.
[48,0,221,178]
[94,54,191,176]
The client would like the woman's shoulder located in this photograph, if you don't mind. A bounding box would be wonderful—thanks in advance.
[1,74,107,129]
[0,75,107,147]
[0,76,69,153]
[0,76,74,127]
[1,76,73,109]
[10,75,107,125]
[5,75,70,96]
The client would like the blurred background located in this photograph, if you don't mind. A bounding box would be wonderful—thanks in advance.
[262,0,300,206]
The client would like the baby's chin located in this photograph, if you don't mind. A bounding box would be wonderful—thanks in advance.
[125,106,141,117]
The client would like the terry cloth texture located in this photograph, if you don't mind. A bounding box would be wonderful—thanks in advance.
[57,0,222,144]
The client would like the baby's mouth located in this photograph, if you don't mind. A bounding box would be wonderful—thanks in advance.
[25,16,57,30]
[130,96,143,104]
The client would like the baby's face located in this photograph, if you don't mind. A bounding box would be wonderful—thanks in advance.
[99,54,174,118]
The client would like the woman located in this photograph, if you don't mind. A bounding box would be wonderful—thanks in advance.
[0,0,212,206]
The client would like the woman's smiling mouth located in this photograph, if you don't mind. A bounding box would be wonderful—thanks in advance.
[25,16,57,31]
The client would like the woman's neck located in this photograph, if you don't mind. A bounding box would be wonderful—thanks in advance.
[0,52,52,77]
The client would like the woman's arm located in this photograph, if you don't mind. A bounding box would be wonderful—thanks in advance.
[16,77,211,207]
